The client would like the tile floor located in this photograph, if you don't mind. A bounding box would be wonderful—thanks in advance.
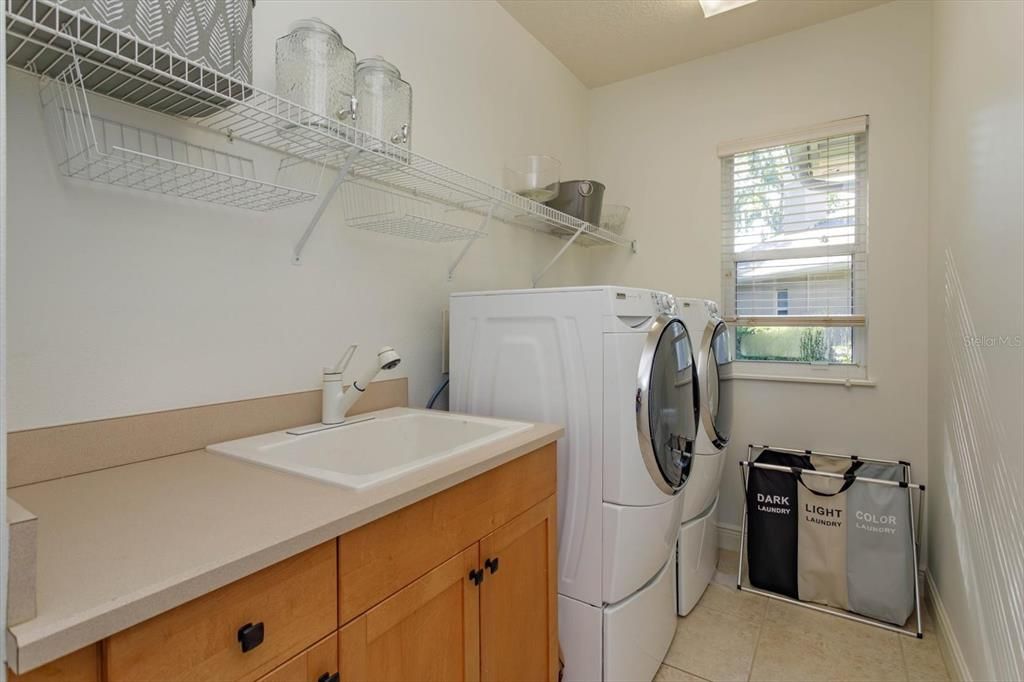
[655,551,952,682]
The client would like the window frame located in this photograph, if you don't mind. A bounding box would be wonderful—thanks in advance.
[719,117,869,381]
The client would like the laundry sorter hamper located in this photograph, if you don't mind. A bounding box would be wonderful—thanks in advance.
[737,444,926,638]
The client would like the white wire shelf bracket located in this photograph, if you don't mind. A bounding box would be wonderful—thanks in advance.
[39,57,316,211]
[7,0,636,268]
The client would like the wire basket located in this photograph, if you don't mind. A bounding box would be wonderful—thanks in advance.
[39,57,317,211]
[341,181,487,243]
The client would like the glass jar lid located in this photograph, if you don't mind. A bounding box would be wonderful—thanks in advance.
[356,56,402,80]
[285,17,343,42]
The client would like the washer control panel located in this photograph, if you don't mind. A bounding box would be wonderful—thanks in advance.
[608,287,676,318]
[650,291,676,316]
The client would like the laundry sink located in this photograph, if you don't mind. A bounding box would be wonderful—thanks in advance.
[207,408,533,490]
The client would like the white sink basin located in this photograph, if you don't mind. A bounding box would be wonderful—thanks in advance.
[207,409,533,490]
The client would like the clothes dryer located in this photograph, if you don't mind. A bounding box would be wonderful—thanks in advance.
[674,297,734,615]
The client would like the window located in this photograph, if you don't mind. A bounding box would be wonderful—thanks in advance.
[776,289,789,316]
[719,117,868,375]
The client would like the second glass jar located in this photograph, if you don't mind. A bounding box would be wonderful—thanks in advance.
[354,57,412,154]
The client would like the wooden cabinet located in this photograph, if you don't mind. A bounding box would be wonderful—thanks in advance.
[479,495,558,682]
[340,547,481,682]
[257,632,338,682]
[14,444,557,682]
[105,541,337,682]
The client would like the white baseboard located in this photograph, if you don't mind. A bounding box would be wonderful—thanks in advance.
[926,571,971,682]
[716,521,742,552]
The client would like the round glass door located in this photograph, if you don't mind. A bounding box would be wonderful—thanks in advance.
[707,322,734,449]
[637,316,699,493]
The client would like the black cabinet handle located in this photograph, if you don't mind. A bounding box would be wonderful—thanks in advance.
[237,622,265,653]
[484,557,500,574]
[318,674,340,682]
[469,568,484,586]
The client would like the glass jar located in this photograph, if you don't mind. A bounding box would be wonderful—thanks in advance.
[275,18,356,126]
[354,57,412,155]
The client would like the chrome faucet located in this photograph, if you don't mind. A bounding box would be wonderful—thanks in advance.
[322,345,402,425]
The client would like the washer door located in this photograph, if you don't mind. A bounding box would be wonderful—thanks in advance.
[703,321,734,449]
[637,315,699,494]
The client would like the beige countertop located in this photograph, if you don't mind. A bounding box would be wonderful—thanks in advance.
[6,408,563,673]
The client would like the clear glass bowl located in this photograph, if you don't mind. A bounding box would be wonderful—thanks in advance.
[503,155,561,203]
[601,204,630,234]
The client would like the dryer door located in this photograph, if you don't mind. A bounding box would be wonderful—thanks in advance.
[704,321,734,449]
[637,315,699,494]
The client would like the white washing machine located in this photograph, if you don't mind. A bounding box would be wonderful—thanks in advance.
[450,286,699,682]
[674,297,734,615]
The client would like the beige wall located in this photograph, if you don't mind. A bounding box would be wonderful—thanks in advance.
[5,1,591,429]
[586,1,932,535]
[926,2,1024,680]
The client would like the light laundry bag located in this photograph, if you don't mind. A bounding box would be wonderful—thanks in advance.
[846,463,916,625]
[796,462,860,609]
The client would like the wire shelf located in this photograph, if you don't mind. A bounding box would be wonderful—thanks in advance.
[6,0,634,249]
[6,0,250,117]
[40,58,316,211]
[341,182,486,243]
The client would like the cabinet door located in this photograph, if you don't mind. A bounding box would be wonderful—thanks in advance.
[258,632,338,682]
[479,495,558,682]
[340,545,480,682]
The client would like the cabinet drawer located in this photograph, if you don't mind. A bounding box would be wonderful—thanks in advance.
[339,443,556,623]
[106,541,337,682]
[257,632,338,682]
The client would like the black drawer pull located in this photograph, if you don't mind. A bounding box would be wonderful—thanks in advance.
[469,568,484,586]
[318,674,340,682]
[237,621,265,653]
[485,557,500,574]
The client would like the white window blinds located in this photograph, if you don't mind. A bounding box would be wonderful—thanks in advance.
[720,116,868,328]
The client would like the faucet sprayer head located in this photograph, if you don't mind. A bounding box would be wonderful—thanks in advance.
[377,346,401,371]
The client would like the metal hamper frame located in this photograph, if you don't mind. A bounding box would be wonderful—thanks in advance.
[737,444,926,638]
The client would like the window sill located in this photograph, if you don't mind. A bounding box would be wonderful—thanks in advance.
[732,373,876,387]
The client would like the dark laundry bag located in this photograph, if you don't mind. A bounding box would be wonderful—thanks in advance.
[846,463,916,625]
[746,449,811,598]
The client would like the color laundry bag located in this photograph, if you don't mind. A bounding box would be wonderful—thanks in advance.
[796,463,859,609]
[846,463,916,625]
[746,450,810,598]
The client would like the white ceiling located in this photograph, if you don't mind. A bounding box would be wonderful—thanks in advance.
[499,0,888,87]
